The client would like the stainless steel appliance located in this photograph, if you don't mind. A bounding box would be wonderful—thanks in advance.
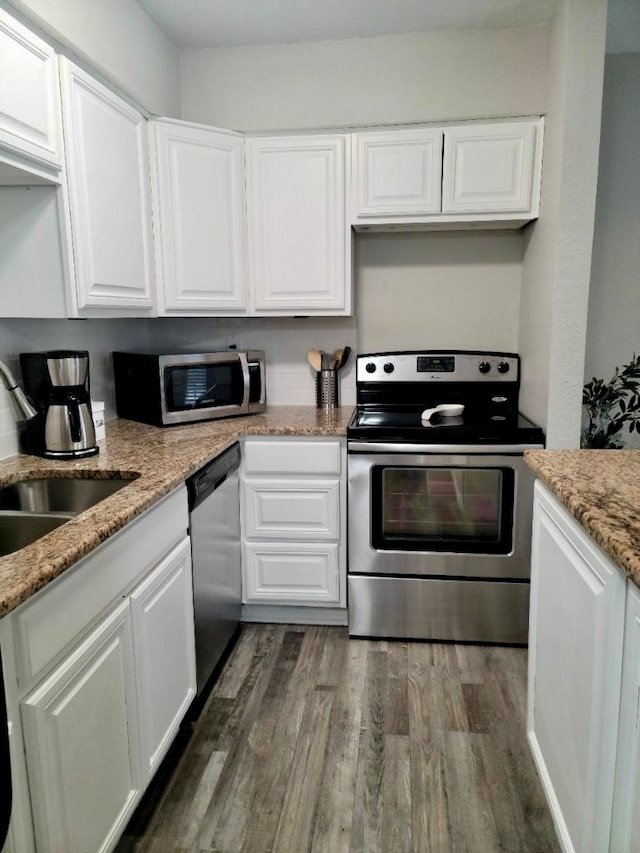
[20,350,98,459]
[187,443,242,695]
[113,350,266,427]
[347,350,544,644]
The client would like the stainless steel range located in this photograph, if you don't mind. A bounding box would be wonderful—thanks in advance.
[347,350,544,644]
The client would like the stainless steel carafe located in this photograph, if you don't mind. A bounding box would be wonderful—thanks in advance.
[20,350,98,459]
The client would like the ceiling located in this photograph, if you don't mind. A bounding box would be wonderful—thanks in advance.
[136,0,640,53]
[136,0,561,49]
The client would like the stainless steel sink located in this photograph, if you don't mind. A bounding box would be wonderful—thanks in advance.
[0,476,136,557]
[0,511,71,557]
[0,477,133,514]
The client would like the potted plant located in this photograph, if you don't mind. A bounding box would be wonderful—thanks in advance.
[581,354,640,448]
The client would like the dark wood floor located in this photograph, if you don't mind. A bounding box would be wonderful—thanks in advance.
[117,624,559,853]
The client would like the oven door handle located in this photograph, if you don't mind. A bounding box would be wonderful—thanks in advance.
[347,441,544,455]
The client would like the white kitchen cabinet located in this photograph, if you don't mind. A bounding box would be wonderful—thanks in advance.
[243,541,340,604]
[442,120,542,215]
[350,119,543,229]
[21,600,140,853]
[245,135,350,315]
[0,486,193,853]
[149,118,248,315]
[527,482,627,853]
[611,581,640,851]
[352,128,443,218]
[130,537,196,781]
[59,57,155,314]
[241,438,346,607]
[0,7,62,183]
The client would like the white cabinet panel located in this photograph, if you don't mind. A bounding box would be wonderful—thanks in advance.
[59,58,154,313]
[353,129,443,217]
[527,483,626,853]
[243,438,342,476]
[443,121,541,214]
[0,8,61,178]
[611,581,640,851]
[243,541,340,604]
[150,119,247,314]
[246,135,349,314]
[21,601,140,853]
[243,479,340,540]
[130,537,196,780]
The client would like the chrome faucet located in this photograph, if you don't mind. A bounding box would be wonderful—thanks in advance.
[0,360,38,422]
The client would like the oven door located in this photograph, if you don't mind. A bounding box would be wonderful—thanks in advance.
[348,443,538,580]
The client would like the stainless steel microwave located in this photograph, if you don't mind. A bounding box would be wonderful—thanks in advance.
[113,350,266,426]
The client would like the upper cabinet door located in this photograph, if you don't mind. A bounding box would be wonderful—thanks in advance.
[0,8,62,179]
[442,121,542,215]
[352,129,443,218]
[150,119,247,315]
[246,135,350,315]
[59,58,155,313]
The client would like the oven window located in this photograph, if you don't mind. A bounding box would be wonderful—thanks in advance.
[371,465,515,554]
[164,363,244,411]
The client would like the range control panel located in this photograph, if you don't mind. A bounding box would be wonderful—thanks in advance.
[356,351,520,383]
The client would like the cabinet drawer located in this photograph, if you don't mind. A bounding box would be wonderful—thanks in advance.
[12,486,188,687]
[243,542,340,605]
[243,439,341,475]
[243,479,340,540]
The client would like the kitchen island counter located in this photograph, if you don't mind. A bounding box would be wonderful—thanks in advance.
[0,406,352,618]
[525,448,640,589]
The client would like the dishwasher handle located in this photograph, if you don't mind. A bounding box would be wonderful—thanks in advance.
[188,442,241,511]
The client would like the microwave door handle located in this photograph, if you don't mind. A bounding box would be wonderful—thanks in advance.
[239,352,250,413]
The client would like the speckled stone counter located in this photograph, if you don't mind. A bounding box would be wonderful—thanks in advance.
[525,449,640,588]
[0,406,352,618]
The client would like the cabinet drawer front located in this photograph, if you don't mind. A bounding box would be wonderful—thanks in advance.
[12,486,188,687]
[243,542,339,605]
[244,480,340,540]
[243,439,342,475]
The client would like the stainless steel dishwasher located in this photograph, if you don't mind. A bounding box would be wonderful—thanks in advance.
[187,442,242,695]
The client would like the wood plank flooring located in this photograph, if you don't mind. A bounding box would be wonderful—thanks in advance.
[117,624,559,853]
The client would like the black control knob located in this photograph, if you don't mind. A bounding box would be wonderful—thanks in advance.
[383,362,395,374]
[478,361,491,374]
[497,361,510,374]
[365,362,376,374]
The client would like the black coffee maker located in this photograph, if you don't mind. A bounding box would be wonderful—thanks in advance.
[20,350,98,459]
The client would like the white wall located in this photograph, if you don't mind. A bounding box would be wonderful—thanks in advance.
[2,0,180,115]
[180,27,549,131]
[518,0,607,447]
[584,52,640,448]
[356,232,523,353]
[0,317,356,460]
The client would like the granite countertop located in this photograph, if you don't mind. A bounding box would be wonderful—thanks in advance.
[0,406,352,619]
[525,449,640,588]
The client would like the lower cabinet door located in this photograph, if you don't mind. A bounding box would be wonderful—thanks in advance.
[528,485,626,853]
[611,581,640,851]
[243,541,340,605]
[130,537,196,781]
[21,600,141,853]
